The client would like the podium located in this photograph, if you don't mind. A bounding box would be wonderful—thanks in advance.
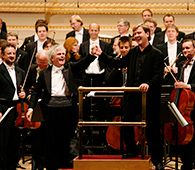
[74,87,150,170]
[74,155,151,170]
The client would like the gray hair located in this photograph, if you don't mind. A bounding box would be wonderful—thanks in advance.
[118,19,130,28]
[47,44,66,64]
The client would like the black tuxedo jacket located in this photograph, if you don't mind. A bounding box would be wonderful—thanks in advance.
[20,35,52,51]
[0,31,6,40]
[152,34,162,47]
[184,32,195,40]
[29,54,95,109]
[20,35,35,51]
[15,48,28,71]
[26,64,38,89]
[110,34,132,47]
[24,41,38,72]
[0,63,25,112]
[156,30,185,45]
[156,42,183,85]
[156,42,183,61]
[65,27,90,43]
[155,27,162,34]
[79,39,113,71]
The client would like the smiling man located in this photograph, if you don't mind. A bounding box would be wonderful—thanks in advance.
[26,44,95,170]
[93,23,164,170]
[0,42,26,170]
[24,23,49,72]
[156,25,183,85]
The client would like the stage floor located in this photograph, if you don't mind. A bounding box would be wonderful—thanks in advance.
[16,156,183,170]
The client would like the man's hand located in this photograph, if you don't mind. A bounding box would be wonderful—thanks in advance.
[164,66,172,73]
[174,81,191,89]
[91,45,102,56]
[139,83,149,92]
[172,67,178,74]
[26,110,33,122]
[0,112,2,119]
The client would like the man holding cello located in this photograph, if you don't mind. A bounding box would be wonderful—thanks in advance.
[174,39,195,170]
[0,42,26,170]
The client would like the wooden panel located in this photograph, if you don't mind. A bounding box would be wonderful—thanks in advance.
[74,155,151,170]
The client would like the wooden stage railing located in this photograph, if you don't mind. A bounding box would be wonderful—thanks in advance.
[77,87,147,159]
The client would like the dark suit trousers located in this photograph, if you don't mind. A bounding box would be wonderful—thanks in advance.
[123,92,163,165]
[0,107,20,170]
[42,104,77,169]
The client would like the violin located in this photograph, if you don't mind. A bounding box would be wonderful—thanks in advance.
[15,88,41,129]
[15,47,41,129]
[164,55,195,145]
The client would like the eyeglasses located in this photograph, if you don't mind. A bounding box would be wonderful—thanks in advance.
[117,25,125,28]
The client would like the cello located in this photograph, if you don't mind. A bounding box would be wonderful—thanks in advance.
[15,47,41,129]
[106,97,144,150]
[164,55,195,145]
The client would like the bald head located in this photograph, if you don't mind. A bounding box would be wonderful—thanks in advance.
[36,50,49,70]
[89,23,100,41]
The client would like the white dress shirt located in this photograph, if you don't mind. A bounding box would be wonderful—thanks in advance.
[4,62,19,100]
[51,65,66,96]
[149,34,155,45]
[184,56,195,84]
[37,39,46,52]
[164,33,168,43]
[75,27,84,46]
[85,38,104,74]
[168,41,177,68]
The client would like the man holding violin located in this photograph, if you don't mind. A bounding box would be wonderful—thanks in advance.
[0,42,26,170]
[174,39,195,170]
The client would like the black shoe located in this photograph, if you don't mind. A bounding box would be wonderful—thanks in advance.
[155,163,164,170]
[122,152,138,159]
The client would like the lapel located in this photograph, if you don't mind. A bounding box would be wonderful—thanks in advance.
[86,41,90,55]
[0,63,15,88]
[44,65,52,94]
[164,42,169,64]
[188,63,195,83]
[15,66,23,90]
[62,64,70,87]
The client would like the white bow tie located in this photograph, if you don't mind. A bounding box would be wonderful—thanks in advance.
[54,67,64,73]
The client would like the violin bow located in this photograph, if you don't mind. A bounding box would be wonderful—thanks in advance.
[21,47,37,91]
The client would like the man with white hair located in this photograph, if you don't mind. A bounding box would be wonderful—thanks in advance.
[26,44,95,169]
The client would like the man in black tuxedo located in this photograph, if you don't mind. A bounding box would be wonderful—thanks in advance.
[144,17,161,47]
[110,19,132,47]
[66,15,90,46]
[0,18,6,40]
[26,44,95,169]
[141,8,161,34]
[7,32,28,71]
[26,50,49,170]
[93,23,164,170]
[156,14,185,44]
[0,42,26,170]
[156,25,183,85]
[20,19,48,51]
[174,39,195,170]
[79,22,113,87]
[24,23,50,72]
